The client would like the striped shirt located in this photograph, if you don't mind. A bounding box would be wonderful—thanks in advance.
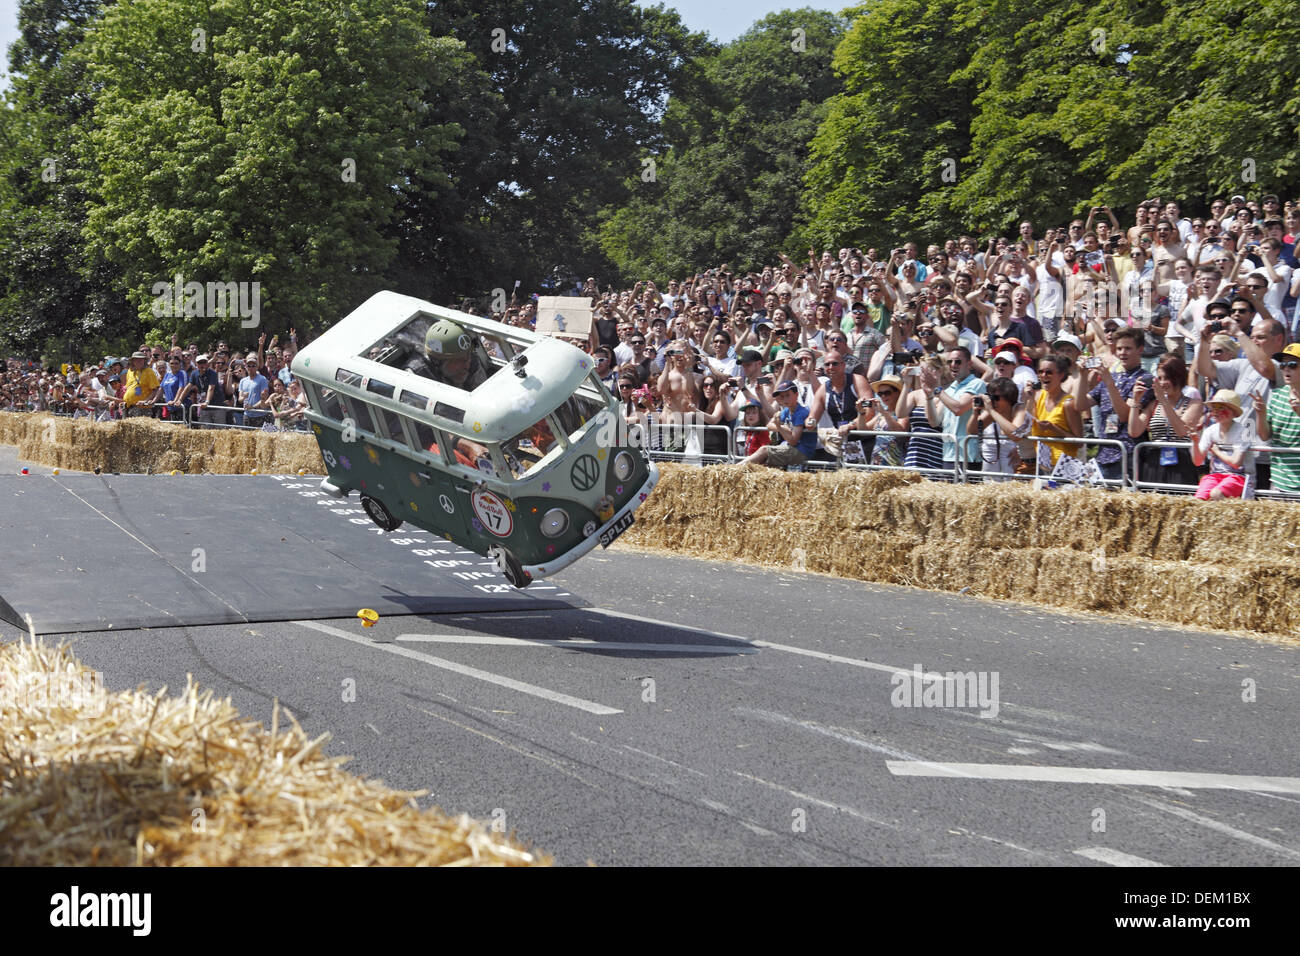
[1266,388,1300,492]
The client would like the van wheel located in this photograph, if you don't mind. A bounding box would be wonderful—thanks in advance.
[489,546,532,589]
[361,495,402,532]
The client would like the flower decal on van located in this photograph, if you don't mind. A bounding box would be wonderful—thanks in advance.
[339,455,351,470]
[472,421,483,433]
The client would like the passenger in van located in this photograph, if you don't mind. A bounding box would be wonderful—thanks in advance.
[405,319,490,391]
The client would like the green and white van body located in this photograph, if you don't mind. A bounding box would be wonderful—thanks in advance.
[291,291,658,587]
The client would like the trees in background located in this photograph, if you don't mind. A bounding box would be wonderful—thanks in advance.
[3,0,1300,357]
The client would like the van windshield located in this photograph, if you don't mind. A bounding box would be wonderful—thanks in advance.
[499,419,563,479]
[552,389,607,441]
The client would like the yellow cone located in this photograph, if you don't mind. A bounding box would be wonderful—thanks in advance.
[357,608,379,628]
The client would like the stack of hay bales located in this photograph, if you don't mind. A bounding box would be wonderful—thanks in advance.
[622,464,1300,638]
[1,412,324,475]
[0,639,549,866]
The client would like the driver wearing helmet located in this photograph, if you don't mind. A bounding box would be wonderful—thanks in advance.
[406,318,489,391]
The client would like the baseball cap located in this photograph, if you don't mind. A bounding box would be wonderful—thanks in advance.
[196,354,210,363]
[1273,344,1300,363]
[1052,333,1083,351]
[1230,194,1247,204]
[773,381,797,395]
[850,302,868,313]
[740,349,763,363]
[1205,299,1232,317]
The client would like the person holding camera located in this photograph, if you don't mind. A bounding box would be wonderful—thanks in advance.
[975,377,1030,479]
[1073,328,1154,481]
[1129,354,1204,487]
[928,347,986,475]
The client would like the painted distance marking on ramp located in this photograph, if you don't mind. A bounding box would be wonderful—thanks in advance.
[396,634,758,654]
[886,762,1300,794]
[293,620,621,715]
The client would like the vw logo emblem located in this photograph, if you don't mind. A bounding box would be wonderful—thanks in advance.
[570,454,600,491]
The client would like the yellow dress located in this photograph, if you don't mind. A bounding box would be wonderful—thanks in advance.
[1032,389,1074,466]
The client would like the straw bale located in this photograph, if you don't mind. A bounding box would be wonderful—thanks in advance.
[0,639,550,866]
[1,413,324,475]
[622,464,1300,639]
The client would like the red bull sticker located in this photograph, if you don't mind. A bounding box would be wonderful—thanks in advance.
[472,489,513,537]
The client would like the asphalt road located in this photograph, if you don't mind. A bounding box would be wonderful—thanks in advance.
[3,445,1298,866]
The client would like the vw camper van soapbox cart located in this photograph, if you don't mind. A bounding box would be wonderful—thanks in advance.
[291,291,659,588]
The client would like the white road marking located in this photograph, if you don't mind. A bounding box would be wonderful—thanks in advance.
[1074,847,1168,867]
[753,640,955,680]
[737,707,973,775]
[292,620,622,716]
[731,769,897,830]
[1126,794,1300,863]
[586,608,949,678]
[396,633,757,654]
[887,762,1300,794]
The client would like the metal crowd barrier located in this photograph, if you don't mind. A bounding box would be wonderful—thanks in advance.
[631,421,735,464]
[1130,440,1300,500]
[842,429,971,481]
[1022,436,1130,488]
[185,402,308,431]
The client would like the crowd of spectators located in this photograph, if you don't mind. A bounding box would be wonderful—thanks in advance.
[5,193,1300,501]
[0,332,309,431]
[486,192,1300,499]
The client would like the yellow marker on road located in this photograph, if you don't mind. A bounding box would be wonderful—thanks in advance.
[357,608,379,628]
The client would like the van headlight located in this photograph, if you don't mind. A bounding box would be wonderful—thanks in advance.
[613,451,635,481]
[540,508,569,538]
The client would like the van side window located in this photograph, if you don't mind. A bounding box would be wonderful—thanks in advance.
[376,406,407,444]
[341,397,376,435]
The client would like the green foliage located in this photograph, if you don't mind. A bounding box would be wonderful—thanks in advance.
[0,0,136,360]
[597,9,847,282]
[420,0,708,294]
[799,0,976,250]
[77,0,482,343]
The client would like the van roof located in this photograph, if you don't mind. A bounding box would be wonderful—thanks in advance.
[292,291,603,442]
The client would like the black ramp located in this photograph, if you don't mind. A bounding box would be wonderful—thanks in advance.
[0,474,579,634]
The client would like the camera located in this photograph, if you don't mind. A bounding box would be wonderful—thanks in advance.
[972,395,986,408]
[1207,321,1224,334]
[1085,356,1102,369]
[1029,380,1043,391]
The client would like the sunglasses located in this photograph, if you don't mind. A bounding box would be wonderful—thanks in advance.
[1279,361,1300,370]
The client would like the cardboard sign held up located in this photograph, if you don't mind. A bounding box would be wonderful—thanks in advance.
[535,296,592,341]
